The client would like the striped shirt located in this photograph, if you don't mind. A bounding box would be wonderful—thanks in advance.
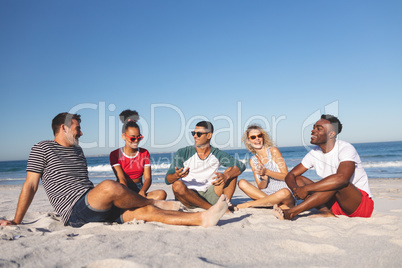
[251,147,291,195]
[26,140,94,224]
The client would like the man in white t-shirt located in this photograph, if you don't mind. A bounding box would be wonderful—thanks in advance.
[166,121,245,209]
[274,115,374,220]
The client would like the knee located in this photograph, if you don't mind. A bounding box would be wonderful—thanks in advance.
[278,188,292,199]
[154,190,167,200]
[97,180,124,197]
[172,180,187,195]
[238,179,248,190]
[142,204,159,214]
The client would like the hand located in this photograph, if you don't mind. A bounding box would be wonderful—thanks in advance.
[138,190,146,197]
[212,172,229,186]
[175,167,190,179]
[293,186,309,200]
[254,165,266,176]
[0,219,17,226]
[259,175,269,183]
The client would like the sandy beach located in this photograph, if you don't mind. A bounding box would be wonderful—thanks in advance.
[1,179,402,267]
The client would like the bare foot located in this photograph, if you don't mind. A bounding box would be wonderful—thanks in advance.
[273,204,285,220]
[152,200,181,211]
[236,203,250,209]
[201,195,229,227]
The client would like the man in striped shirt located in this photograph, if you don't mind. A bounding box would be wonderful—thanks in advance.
[0,113,229,228]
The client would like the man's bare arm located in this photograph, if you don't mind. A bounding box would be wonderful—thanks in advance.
[212,166,241,186]
[166,167,190,184]
[285,163,308,190]
[1,171,41,225]
[302,161,355,193]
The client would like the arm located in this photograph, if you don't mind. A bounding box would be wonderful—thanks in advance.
[250,158,269,189]
[166,167,190,184]
[139,166,152,196]
[212,166,241,186]
[111,165,130,187]
[258,147,288,181]
[301,161,355,193]
[0,171,41,226]
[285,163,308,191]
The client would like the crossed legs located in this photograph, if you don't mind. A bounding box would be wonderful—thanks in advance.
[87,180,179,211]
[236,179,295,209]
[172,177,238,209]
[87,180,229,227]
[121,194,230,227]
[274,176,363,220]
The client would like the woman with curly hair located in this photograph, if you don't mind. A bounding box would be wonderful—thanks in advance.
[109,109,167,200]
[236,124,295,209]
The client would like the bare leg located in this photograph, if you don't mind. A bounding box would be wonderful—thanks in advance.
[237,188,295,209]
[238,179,267,200]
[274,182,363,220]
[146,190,167,200]
[172,180,212,209]
[87,180,179,211]
[122,195,229,227]
[214,177,238,200]
[201,195,230,227]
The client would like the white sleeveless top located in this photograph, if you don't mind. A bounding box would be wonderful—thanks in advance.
[251,147,291,195]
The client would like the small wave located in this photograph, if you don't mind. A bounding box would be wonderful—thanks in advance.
[0,178,26,182]
[151,163,171,169]
[88,164,112,172]
[362,161,402,168]
[88,163,172,173]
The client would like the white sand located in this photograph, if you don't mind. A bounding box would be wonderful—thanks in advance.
[1,179,402,267]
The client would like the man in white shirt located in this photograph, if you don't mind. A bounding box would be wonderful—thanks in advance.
[274,115,374,220]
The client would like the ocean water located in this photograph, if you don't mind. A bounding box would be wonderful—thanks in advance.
[1,141,401,185]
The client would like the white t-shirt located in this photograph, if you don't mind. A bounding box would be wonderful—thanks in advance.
[301,140,372,197]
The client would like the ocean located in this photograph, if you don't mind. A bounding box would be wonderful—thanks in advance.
[1,141,401,185]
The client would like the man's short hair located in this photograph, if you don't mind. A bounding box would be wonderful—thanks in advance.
[52,113,81,135]
[321,114,342,135]
[196,121,214,133]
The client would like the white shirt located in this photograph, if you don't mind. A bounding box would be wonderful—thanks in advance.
[302,140,372,197]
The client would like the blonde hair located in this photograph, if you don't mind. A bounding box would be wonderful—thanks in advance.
[242,124,273,154]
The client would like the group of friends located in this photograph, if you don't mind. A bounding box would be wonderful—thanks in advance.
[0,110,373,228]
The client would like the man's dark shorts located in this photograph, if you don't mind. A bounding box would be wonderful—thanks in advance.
[67,190,124,228]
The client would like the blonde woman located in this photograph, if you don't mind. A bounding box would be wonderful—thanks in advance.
[237,124,295,209]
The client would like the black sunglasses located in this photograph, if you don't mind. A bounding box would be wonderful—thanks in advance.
[191,131,210,137]
[249,134,263,140]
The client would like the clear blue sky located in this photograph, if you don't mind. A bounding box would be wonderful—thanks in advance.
[1,0,401,161]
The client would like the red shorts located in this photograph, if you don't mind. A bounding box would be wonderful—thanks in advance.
[331,189,374,218]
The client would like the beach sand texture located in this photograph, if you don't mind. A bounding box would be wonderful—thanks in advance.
[1,179,402,267]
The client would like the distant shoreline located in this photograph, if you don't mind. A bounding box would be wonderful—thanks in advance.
[2,140,401,162]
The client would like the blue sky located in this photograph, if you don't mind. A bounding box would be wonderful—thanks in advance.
[1,0,401,161]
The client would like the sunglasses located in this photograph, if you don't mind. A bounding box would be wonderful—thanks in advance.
[249,134,263,140]
[191,131,210,137]
[125,133,144,142]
